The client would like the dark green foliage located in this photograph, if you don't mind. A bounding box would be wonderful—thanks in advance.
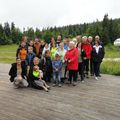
[0,14,120,45]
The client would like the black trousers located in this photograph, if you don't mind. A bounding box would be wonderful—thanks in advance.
[68,70,78,83]
[93,62,101,77]
[43,70,52,82]
[90,58,94,75]
[64,65,68,78]
[78,62,84,80]
[83,59,89,75]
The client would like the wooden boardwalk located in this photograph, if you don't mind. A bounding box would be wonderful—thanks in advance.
[0,64,120,120]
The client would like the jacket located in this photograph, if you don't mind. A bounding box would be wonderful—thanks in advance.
[64,47,78,70]
[25,52,36,66]
[91,45,105,62]
[16,47,28,61]
[52,60,62,72]
[9,63,27,82]
[82,43,92,59]
[40,57,53,75]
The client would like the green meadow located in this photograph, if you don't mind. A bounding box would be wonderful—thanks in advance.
[0,44,120,75]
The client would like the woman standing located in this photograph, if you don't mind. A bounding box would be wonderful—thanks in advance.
[64,41,78,86]
[9,58,28,88]
[34,38,42,59]
[91,40,104,80]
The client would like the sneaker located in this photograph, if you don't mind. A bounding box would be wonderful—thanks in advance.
[72,82,77,86]
[52,84,57,87]
[81,80,85,83]
[58,84,62,87]
[95,77,98,80]
[47,86,51,89]
[44,88,49,92]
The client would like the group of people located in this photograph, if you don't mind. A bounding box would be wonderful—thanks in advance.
[9,35,105,92]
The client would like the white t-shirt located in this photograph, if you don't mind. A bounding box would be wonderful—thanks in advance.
[93,45,102,54]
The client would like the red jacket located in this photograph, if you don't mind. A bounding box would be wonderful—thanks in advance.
[82,43,92,59]
[64,47,78,70]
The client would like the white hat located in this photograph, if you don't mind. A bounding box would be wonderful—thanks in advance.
[55,52,60,56]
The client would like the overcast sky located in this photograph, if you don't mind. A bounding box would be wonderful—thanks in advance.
[0,0,120,30]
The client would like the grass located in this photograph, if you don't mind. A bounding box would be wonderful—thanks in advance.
[0,44,17,63]
[105,44,120,58]
[0,44,120,75]
[101,61,120,76]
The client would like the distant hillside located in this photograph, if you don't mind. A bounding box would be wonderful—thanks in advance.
[0,14,120,45]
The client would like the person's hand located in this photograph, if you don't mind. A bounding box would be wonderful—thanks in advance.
[68,60,71,63]
[27,66,30,76]
[65,59,68,62]
[84,57,87,60]
[39,77,42,80]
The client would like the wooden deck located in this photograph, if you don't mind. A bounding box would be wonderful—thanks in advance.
[0,64,120,120]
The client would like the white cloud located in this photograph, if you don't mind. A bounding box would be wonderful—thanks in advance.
[0,0,120,30]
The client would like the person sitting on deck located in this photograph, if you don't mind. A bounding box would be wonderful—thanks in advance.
[32,65,50,92]
[9,58,28,88]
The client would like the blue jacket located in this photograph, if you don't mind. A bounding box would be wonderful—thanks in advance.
[52,60,62,72]
[25,52,36,66]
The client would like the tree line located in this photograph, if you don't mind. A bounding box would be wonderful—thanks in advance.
[0,14,120,45]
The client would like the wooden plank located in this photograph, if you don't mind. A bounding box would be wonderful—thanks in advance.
[0,64,120,120]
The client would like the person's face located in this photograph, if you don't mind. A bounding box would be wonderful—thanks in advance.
[83,37,88,43]
[73,40,77,44]
[34,66,39,71]
[88,37,93,43]
[23,36,28,43]
[60,43,64,49]
[76,36,81,42]
[55,55,60,60]
[16,59,21,65]
[30,41,34,46]
[45,43,49,48]
[95,36,100,41]
[57,36,61,40]
[33,57,40,65]
[28,47,33,53]
[51,37,55,43]
[69,43,74,49]
[41,41,45,45]
[63,39,67,44]
[21,42,26,47]
[46,51,50,57]
[35,38,39,43]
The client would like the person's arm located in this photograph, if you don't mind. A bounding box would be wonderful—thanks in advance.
[52,61,56,71]
[9,64,14,76]
[58,61,62,70]
[22,63,27,79]
[25,54,29,66]
[64,51,68,62]
[16,48,20,58]
[39,70,43,80]
[69,49,78,63]
[9,64,16,82]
